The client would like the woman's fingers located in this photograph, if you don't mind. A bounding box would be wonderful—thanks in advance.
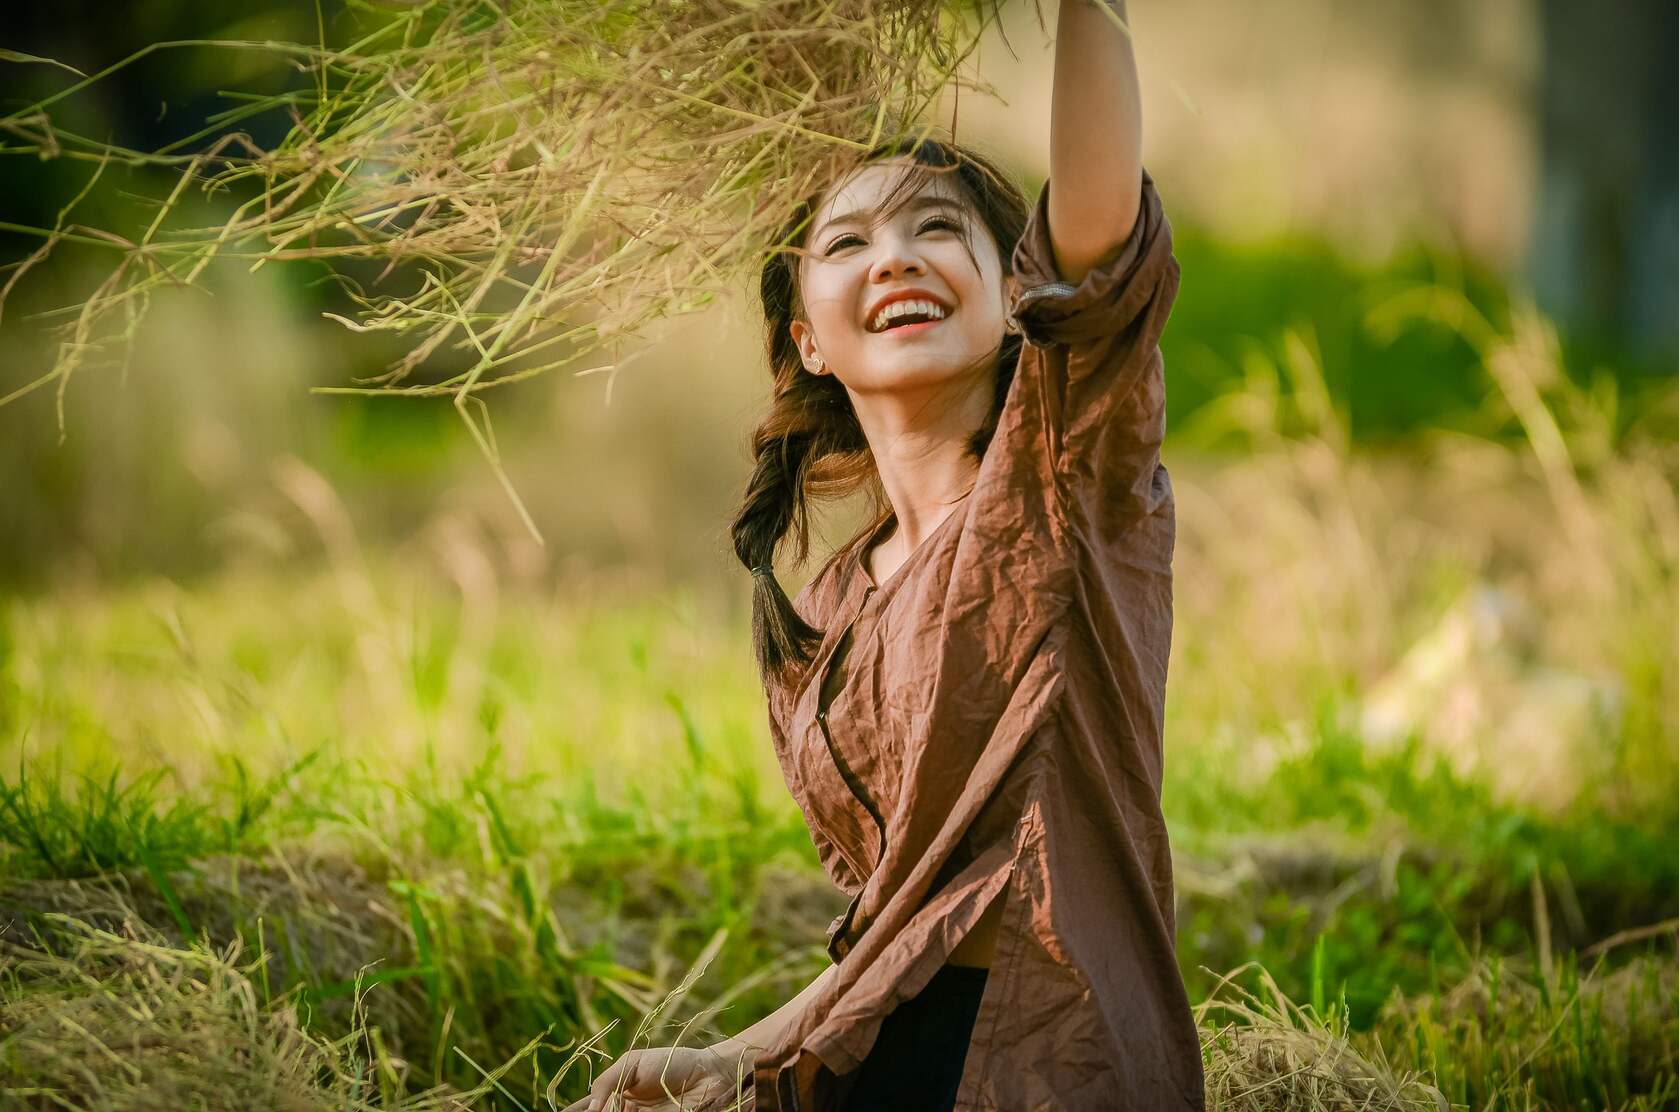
[559,1046,752,1112]
[557,1053,631,1112]
[556,1063,612,1112]
[588,1057,632,1111]
[561,1048,709,1112]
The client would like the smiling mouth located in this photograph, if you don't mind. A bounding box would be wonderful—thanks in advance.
[874,317,944,336]
[867,305,952,334]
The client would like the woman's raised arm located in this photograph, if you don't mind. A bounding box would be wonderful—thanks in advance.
[1046,0,1145,284]
[1000,0,1176,539]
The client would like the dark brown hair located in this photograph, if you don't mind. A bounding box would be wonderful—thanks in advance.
[730,135,1030,682]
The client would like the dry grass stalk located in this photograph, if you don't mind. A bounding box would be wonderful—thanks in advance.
[1196,963,1448,1112]
[0,0,1026,539]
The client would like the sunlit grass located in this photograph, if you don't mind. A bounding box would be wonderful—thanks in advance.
[5,308,1678,1106]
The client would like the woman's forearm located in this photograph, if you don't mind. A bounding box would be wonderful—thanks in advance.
[1049,0,1145,283]
[705,963,839,1067]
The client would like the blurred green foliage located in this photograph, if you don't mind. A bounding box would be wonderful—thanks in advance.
[2,205,1639,588]
[6,2,1672,589]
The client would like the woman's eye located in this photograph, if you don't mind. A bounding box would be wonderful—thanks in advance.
[822,218,957,256]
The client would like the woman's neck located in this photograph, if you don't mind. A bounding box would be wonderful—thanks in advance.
[852,371,991,554]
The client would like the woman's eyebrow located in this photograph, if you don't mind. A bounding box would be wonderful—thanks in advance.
[817,196,964,237]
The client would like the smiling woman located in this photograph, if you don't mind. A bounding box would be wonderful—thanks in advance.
[796,165,1012,390]
[704,3,1197,1110]
[569,0,1205,1109]
[732,140,1032,681]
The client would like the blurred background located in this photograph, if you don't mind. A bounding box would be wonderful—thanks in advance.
[4,0,1673,593]
[3,3,1678,1108]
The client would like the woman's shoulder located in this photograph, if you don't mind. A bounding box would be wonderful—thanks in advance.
[789,544,849,626]
[789,510,884,624]
[789,573,831,628]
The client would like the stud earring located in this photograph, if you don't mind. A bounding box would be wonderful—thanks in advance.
[811,354,825,373]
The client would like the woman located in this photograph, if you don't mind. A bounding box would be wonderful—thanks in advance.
[568,2,1203,1108]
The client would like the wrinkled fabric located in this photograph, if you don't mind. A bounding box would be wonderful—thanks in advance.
[751,170,1204,1112]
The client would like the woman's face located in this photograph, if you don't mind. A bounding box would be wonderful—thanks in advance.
[790,159,1012,397]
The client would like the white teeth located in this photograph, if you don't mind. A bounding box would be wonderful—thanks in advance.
[869,298,948,332]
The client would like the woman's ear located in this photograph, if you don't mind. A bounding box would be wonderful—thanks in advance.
[788,318,826,375]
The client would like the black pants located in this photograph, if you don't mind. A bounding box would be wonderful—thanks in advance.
[839,964,990,1111]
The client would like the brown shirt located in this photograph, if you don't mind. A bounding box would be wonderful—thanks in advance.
[751,170,1204,1111]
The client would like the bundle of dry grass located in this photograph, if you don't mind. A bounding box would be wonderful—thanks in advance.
[1,0,1033,535]
[0,851,425,1043]
[0,913,483,1110]
[1197,965,1447,1112]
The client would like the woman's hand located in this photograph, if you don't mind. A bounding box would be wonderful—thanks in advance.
[559,1045,750,1112]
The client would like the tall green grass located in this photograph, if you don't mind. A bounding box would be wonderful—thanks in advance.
[3,300,1677,1107]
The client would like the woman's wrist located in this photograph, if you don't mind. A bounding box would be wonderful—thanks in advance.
[704,1036,759,1073]
[704,1035,743,1058]
[700,1038,757,1104]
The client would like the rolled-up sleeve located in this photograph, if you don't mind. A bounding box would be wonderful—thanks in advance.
[1005,170,1178,533]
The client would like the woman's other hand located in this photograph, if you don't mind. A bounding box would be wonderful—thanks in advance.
[559,1045,749,1112]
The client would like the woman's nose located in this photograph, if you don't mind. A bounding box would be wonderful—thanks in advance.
[868,233,926,282]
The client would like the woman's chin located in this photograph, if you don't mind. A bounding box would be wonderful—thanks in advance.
[862,354,985,393]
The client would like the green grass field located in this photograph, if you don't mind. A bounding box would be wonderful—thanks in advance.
[3,306,1677,1110]
[3,3,1674,1106]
